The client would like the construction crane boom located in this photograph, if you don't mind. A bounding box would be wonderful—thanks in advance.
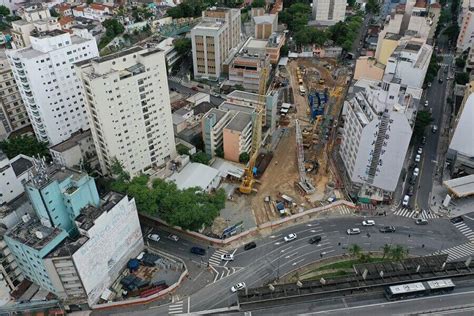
[239,68,268,194]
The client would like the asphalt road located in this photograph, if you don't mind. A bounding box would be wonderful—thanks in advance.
[114,215,466,315]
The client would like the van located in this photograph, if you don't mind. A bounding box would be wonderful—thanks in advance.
[402,195,410,206]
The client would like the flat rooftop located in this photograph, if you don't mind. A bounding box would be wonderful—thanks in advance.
[246,39,268,50]
[194,20,226,30]
[7,218,65,250]
[75,192,125,231]
[225,111,252,132]
[46,236,88,258]
[220,102,255,114]
[204,108,228,126]
[11,157,33,177]
[27,164,85,190]
[49,129,92,153]
[228,90,262,103]
[444,175,474,198]
[168,162,220,191]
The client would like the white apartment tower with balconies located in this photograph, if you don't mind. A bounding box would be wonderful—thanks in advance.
[7,29,99,146]
[77,46,176,177]
[339,79,422,202]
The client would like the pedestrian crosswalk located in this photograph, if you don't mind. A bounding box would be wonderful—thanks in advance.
[453,221,474,242]
[208,249,227,266]
[168,299,184,314]
[394,208,439,219]
[433,242,474,262]
[337,205,353,215]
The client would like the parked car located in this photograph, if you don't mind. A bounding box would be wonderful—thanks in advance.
[244,242,256,250]
[147,234,160,242]
[407,186,414,196]
[308,236,322,244]
[190,247,206,256]
[362,220,375,226]
[422,136,427,144]
[415,218,428,225]
[221,254,234,261]
[402,195,410,206]
[417,148,423,154]
[450,216,463,224]
[231,282,246,293]
[415,154,421,162]
[413,168,420,177]
[167,234,179,242]
[347,228,361,235]
[428,82,432,88]
[409,177,416,185]
[432,125,438,133]
[424,100,429,107]
[438,78,443,83]
[284,233,297,242]
[379,226,396,233]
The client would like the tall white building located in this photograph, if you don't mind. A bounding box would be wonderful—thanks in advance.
[384,41,433,89]
[191,7,241,80]
[457,2,474,52]
[7,30,99,146]
[312,0,346,25]
[77,46,176,176]
[340,79,422,202]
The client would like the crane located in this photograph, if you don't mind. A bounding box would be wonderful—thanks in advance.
[239,68,268,194]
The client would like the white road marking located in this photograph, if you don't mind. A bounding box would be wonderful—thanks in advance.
[292,258,306,266]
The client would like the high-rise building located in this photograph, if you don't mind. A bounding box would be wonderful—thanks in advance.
[0,58,30,140]
[191,7,241,80]
[202,108,234,157]
[457,3,474,52]
[223,111,252,162]
[77,46,176,177]
[312,0,346,25]
[339,79,422,203]
[7,29,99,146]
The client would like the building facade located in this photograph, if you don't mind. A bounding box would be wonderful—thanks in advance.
[0,151,33,205]
[253,14,278,40]
[78,46,176,176]
[223,111,252,162]
[457,6,474,52]
[49,129,98,170]
[312,0,346,25]
[7,30,99,146]
[202,108,233,157]
[228,54,271,92]
[340,79,422,202]
[191,8,241,80]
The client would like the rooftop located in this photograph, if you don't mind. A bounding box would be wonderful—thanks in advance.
[246,39,267,50]
[220,102,255,114]
[95,46,143,64]
[444,174,474,198]
[75,192,125,231]
[27,163,86,190]
[225,111,252,132]
[46,236,88,258]
[194,20,226,31]
[172,113,187,125]
[228,90,262,103]
[193,101,215,115]
[203,108,228,126]
[7,218,65,250]
[384,33,403,40]
[168,162,220,191]
[253,14,277,24]
[175,107,193,116]
[49,129,92,153]
[11,156,33,177]
[30,29,67,39]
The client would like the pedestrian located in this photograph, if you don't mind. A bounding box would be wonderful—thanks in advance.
[422,244,425,248]
[408,234,411,238]
[338,242,341,246]
[320,253,323,258]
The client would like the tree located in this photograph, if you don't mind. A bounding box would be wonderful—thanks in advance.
[413,111,433,141]
[174,38,192,56]
[176,144,190,155]
[366,0,380,14]
[0,135,50,159]
[110,157,130,183]
[102,19,125,36]
[280,44,289,57]
[215,147,224,158]
[347,0,356,7]
[87,0,93,4]
[389,245,408,261]
[381,244,392,259]
[0,5,10,17]
[191,151,211,165]
[252,0,266,8]
[348,244,362,258]
[49,8,59,18]
[455,72,470,85]
[455,57,466,68]
[239,152,250,164]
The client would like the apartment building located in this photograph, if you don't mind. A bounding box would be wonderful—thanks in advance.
[0,58,30,139]
[191,7,241,80]
[49,129,98,170]
[77,46,176,177]
[254,14,278,40]
[202,108,233,157]
[457,2,474,52]
[228,54,270,92]
[384,41,433,89]
[312,0,346,25]
[11,4,61,49]
[339,79,422,203]
[0,226,24,306]
[0,151,33,205]
[223,111,252,162]
[7,30,99,146]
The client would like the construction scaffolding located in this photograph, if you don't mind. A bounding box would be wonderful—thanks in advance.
[295,119,315,194]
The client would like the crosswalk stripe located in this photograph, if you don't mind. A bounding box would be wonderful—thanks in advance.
[434,242,474,261]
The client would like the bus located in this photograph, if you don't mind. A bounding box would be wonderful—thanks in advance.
[384,279,455,301]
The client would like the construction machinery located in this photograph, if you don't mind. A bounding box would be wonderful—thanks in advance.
[239,68,268,194]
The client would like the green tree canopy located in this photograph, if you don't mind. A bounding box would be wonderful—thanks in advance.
[239,152,250,163]
[389,245,408,261]
[413,110,433,141]
[191,151,211,165]
[366,0,380,14]
[455,72,470,85]
[0,135,50,159]
[174,37,192,56]
[455,57,466,68]
[348,244,362,258]
[278,3,311,32]
[252,0,266,8]
[0,5,10,17]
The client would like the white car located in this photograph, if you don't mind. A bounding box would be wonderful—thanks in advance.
[167,234,179,242]
[402,195,410,206]
[413,168,419,177]
[284,233,297,242]
[221,254,234,261]
[347,228,361,235]
[147,234,160,242]
[424,100,429,107]
[231,282,246,293]
[417,148,423,154]
[362,220,375,226]
[415,154,421,162]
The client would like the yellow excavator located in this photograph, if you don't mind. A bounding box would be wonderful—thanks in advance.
[239,68,268,194]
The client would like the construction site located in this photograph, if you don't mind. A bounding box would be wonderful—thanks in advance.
[243,58,351,225]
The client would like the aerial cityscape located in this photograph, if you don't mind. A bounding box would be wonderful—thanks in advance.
[0,0,472,315]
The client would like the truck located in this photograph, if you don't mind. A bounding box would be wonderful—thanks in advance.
[299,85,306,95]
